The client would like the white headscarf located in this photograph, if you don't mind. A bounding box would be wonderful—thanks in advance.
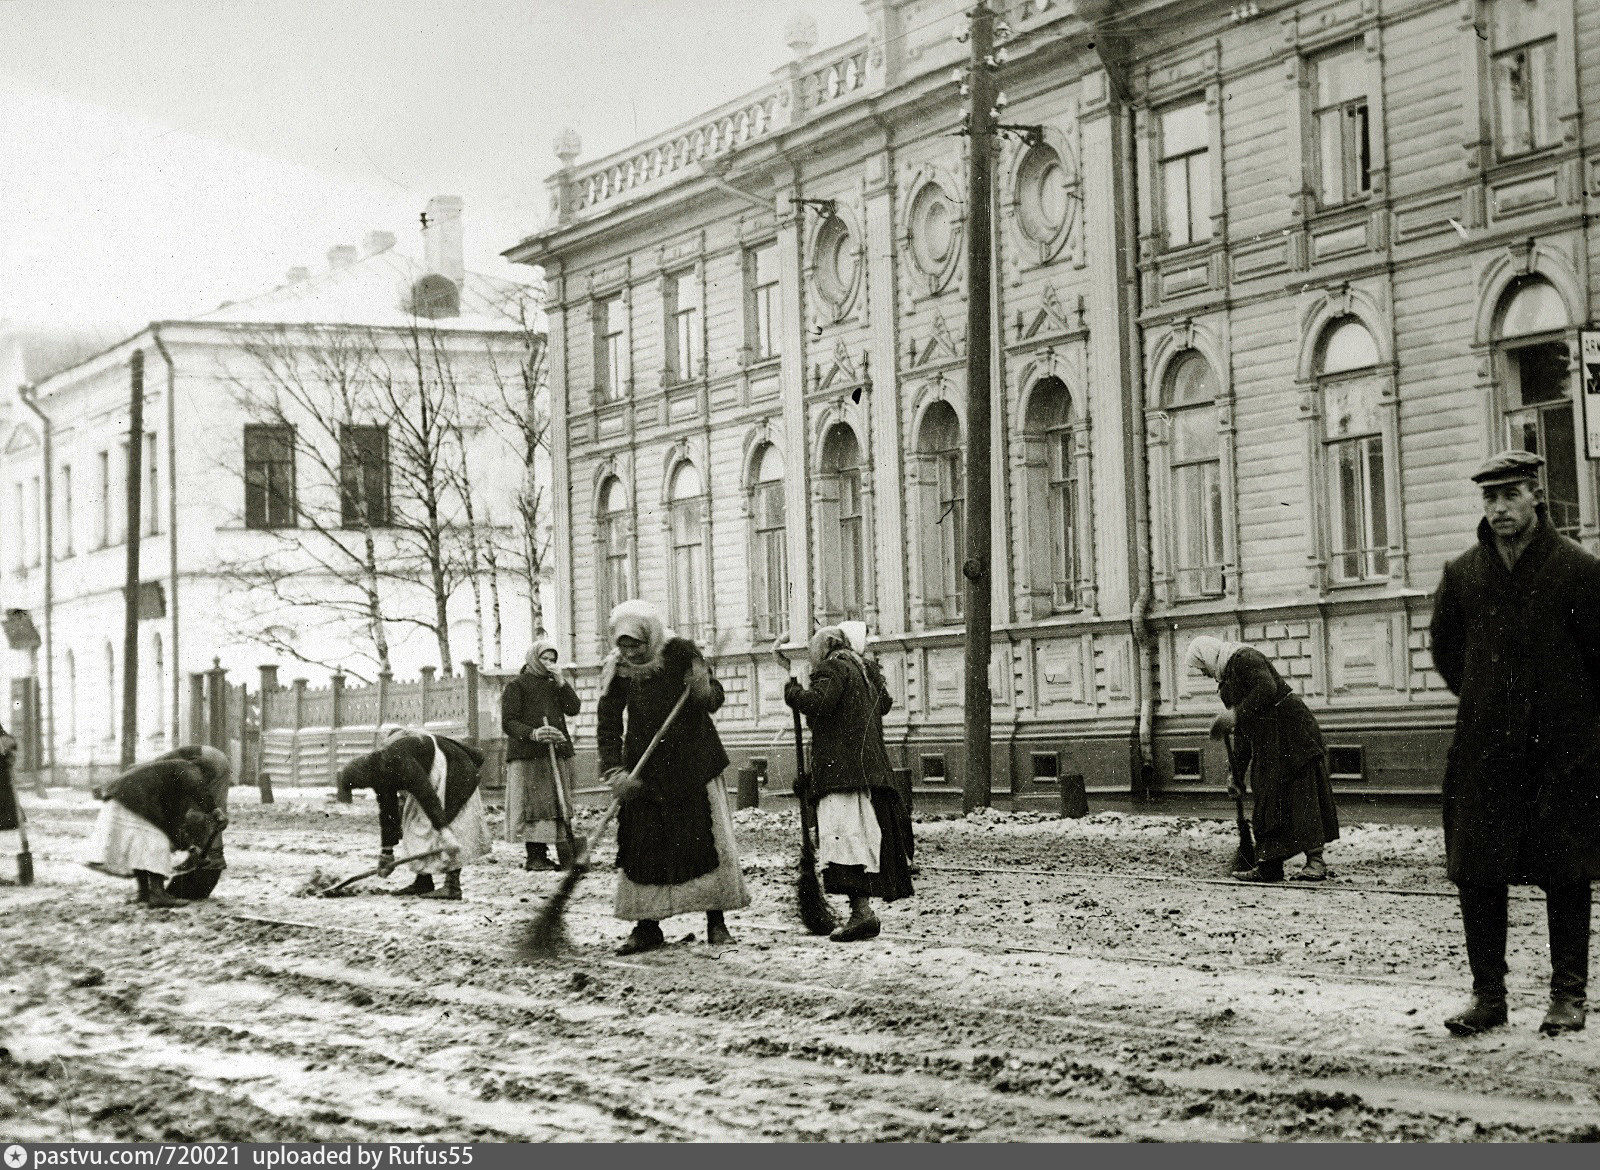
[599,599,672,692]
[839,620,870,654]
[1184,635,1248,681]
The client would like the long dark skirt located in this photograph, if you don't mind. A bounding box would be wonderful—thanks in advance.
[1253,755,1340,864]
[823,787,915,902]
[0,761,16,832]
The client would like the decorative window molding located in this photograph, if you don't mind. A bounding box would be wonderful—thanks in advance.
[903,173,964,295]
[813,419,874,629]
[744,437,790,642]
[1006,128,1081,266]
[807,208,863,323]
[662,455,713,647]
[908,393,965,629]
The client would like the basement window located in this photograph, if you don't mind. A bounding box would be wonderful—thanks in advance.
[1030,752,1060,783]
[1171,748,1203,784]
[1328,745,1365,782]
[919,753,947,782]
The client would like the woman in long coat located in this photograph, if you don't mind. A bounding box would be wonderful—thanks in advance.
[597,600,749,954]
[1186,636,1339,882]
[785,626,914,941]
[501,638,582,870]
[160,745,233,900]
[338,727,490,900]
[84,756,225,907]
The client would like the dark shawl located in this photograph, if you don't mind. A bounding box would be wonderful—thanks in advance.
[501,669,581,762]
[102,759,218,849]
[597,637,728,886]
[1221,647,1339,864]
[340,733,484,850]
[1429,512,1600,884]
[787,649,896,800]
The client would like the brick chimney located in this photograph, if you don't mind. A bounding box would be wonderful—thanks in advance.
[327,245,358,269]
[364,230,397,255]
[422,196,464,288]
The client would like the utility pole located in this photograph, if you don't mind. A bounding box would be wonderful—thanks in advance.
[121,349,145,767]
[961,2,996,813]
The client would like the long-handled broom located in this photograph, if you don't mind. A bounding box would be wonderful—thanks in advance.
[776,643,834,936]
[520,685,692,959]
[1223,731,1256,873]
[543,717,586,869]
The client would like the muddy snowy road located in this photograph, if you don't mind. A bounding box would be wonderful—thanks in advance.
[3,790,1598,1143]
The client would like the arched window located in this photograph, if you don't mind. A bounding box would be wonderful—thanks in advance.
[667,462,707,642]
[596,477,631,621]
[104,641,116,740]
[818,425,867,624]
[747,444,788,639]
[63,649,76,744]
[917,403,964,625]
[1495,277,1577,536]
[1317,318,1389,581]
[152,632,165,742]
[1021,378,1083,614]
[1165,353,1225,597]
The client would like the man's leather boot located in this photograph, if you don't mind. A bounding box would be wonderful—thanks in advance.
[1444,994,1508,1036]
[1541,881,1590,1035]
[1540,993,1586,1036]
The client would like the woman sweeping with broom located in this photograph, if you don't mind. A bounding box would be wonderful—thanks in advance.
[785,626,913,941]
[1185,635,1339,883]
[598,600,749,954]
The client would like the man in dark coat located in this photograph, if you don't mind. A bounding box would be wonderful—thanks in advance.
[785,626,913,942]
[338,729,489,901]
[502,638,582,870]
[1429,449,1600,1037]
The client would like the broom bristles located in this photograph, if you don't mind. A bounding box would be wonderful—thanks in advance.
[798,862,834,935]
[521,863,588,959]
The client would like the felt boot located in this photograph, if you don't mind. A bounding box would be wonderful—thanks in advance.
[138,871,187,909]
[1233,859,1285,883]
[1291,850,1328,882]
[831,895,881,942]
[524,843,557,872]
[1444,994,1508,1036]
[617,920,665,955]
[705,910,735,946]
[388,873,435,896]
[419,870,462,901]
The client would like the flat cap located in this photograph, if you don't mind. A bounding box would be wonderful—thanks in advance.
[1471,448,1544,486]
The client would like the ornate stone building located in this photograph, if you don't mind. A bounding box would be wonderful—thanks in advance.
[509,0,1600,802]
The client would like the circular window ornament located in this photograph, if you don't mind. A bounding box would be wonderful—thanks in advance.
[909,182,960,279]
[812,214,859,312]
[1014,142,1077,255]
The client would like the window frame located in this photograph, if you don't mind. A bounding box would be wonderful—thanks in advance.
[663,268,700,385]
[339,423,392,530]
[1163,352,1227,599]
[1491,33,1560,159]
[744,243,780,363]
[1309,42,1373,209]
[243,423,297,531]
[665,462,709,645]
[594,476,634,644]
[746,444,789,642]
[593,294,627,401]
[1157,98,1212,251]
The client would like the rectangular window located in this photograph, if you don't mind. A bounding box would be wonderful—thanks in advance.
[1490,0,1561,159]
[58,465,73,557]
[600,514,631,618]
[669,497,705,641]
[96,450,111,549]
[1313,45,1371,206]
[838,468,865,622]
[746,244,780,361]
[1170,407,1225,596]
[339,424,391,528]
[1159,100,1211,249]
[664,270,699,383]
[1324,376,1388,581]
[1047,431,1080,609]
[936,449,965,619]
[243,424,296,530]
[142,433,160,537]
[750,480,788,640]
[594,295,626,400]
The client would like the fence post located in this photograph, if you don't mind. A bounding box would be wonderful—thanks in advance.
[292,678,306,790]
[420,665,435,726]
[464,660,480,744]
[188,673,205,747]
[206,659,227,751]
[328,671,345,787]
[256,663,278,795]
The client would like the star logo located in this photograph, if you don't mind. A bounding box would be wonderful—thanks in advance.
[5,1145,28,1169]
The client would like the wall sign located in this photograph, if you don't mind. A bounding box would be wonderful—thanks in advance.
[1583,330,1600,459]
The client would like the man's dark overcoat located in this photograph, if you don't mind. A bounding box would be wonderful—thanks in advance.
[788,649,896,801]
[1429,511,1600,885]
[597,637,729,887]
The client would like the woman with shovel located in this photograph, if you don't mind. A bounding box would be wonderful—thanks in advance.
[83,755,226,907]
[1186,635,1339,883]
[784,626,913,941]
[338,727,489,901]
[502,638,582,871]
[597,600,749,954]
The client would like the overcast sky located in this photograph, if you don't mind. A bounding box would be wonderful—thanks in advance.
[0,0,866,333]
